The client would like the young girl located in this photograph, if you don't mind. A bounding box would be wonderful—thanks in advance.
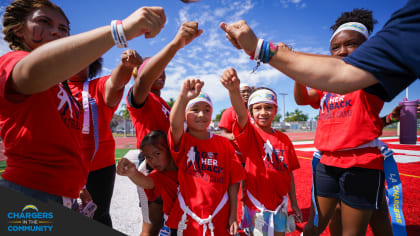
[294,9,394,236]
[68,49,142,226]
[117,130,178,236]
[0,0,164,204]
[126,21,201,235]
[166,79,245,235]
[220,68,302,236]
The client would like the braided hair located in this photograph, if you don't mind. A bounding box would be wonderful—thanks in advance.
[3,0,69,51]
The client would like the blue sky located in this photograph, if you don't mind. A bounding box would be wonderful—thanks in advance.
[1,0,419,120]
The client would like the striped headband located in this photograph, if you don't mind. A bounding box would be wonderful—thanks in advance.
[330,22,369,42]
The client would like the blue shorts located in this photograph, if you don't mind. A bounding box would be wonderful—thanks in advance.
[242,205,287,233]
[315,163,385,209]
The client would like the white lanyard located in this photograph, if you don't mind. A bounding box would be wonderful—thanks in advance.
[82,80,90,134]
[177,191,228,236]
[247,190,288,236]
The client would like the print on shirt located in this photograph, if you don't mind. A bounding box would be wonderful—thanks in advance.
[57,85,81,129]
[185,146,224,184]
[186,146,200,172]
[263,139,278,163]
[162,104,170,120]
[262,140,288,171]
[319,93,353,120]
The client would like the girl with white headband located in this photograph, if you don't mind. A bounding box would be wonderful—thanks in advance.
[294,9,394,236]
[166,78,245,235]
[221,68,302,236]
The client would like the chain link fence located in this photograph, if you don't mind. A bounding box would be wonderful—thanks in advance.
[110,117,136,137]
[111,117,420,137]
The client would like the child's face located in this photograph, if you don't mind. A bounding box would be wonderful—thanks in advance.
[185,101,212,132]
[251,103,277,129]
[16,7,69,51]
[330,30,365,58]
[151,71,166,90]
[142,144,171,172]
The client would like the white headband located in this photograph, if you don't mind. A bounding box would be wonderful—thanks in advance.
[240,83,249,89]
[330,22,369,42]
[248,89,277,109]
[186,92,213,111]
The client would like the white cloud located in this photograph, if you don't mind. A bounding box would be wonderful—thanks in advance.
[101,67,112,76]
[280,0,307,8]
[294,46,329,55]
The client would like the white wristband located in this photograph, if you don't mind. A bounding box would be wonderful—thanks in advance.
[254,38,264,61]
[110,20,122,48]
[116,20,128,48]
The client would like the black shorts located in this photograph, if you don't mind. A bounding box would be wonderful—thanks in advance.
[315,162,385,210]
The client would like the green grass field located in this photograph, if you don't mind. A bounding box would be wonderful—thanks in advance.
[0,148,135,180]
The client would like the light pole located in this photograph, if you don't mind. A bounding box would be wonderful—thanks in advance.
[278,92,287,122]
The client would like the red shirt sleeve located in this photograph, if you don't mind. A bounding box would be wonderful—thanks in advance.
[219,107,235,131]
[0,51,29,101]
[144,171,160,201]
[168,129,186,168]
[232,119,254,155]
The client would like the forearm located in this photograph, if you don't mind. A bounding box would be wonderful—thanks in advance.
[228,182,240,220]
[269,48,378,94]
[294,82,310,105]
[139,41,179,82]
[133,42,179,103]
[219,129,235,141]
[13,26,114,94]
[105,63,135,107]
[169,95,188,146]
[229,89,248,128]
[128,171,155,189]
[288,173,298,206]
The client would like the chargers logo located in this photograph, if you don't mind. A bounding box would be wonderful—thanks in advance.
[197,93,211,103]
[7,204,54,232]
[265,93,276,101]
[22,205,38,212]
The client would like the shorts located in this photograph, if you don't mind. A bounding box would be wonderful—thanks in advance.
[315,162,385,209]
[242,205,287,233]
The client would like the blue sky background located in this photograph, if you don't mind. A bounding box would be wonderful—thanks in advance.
[1,0,419,120]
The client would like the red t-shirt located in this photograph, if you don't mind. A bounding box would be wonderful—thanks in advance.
[0,51,86,198]
[218,106,252,163]
[233,121,300,211]
[312,89,385,170]
[166,131,245,235]
[144,170,178,216]
[68,76,118,171]
[127,89,170,148]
